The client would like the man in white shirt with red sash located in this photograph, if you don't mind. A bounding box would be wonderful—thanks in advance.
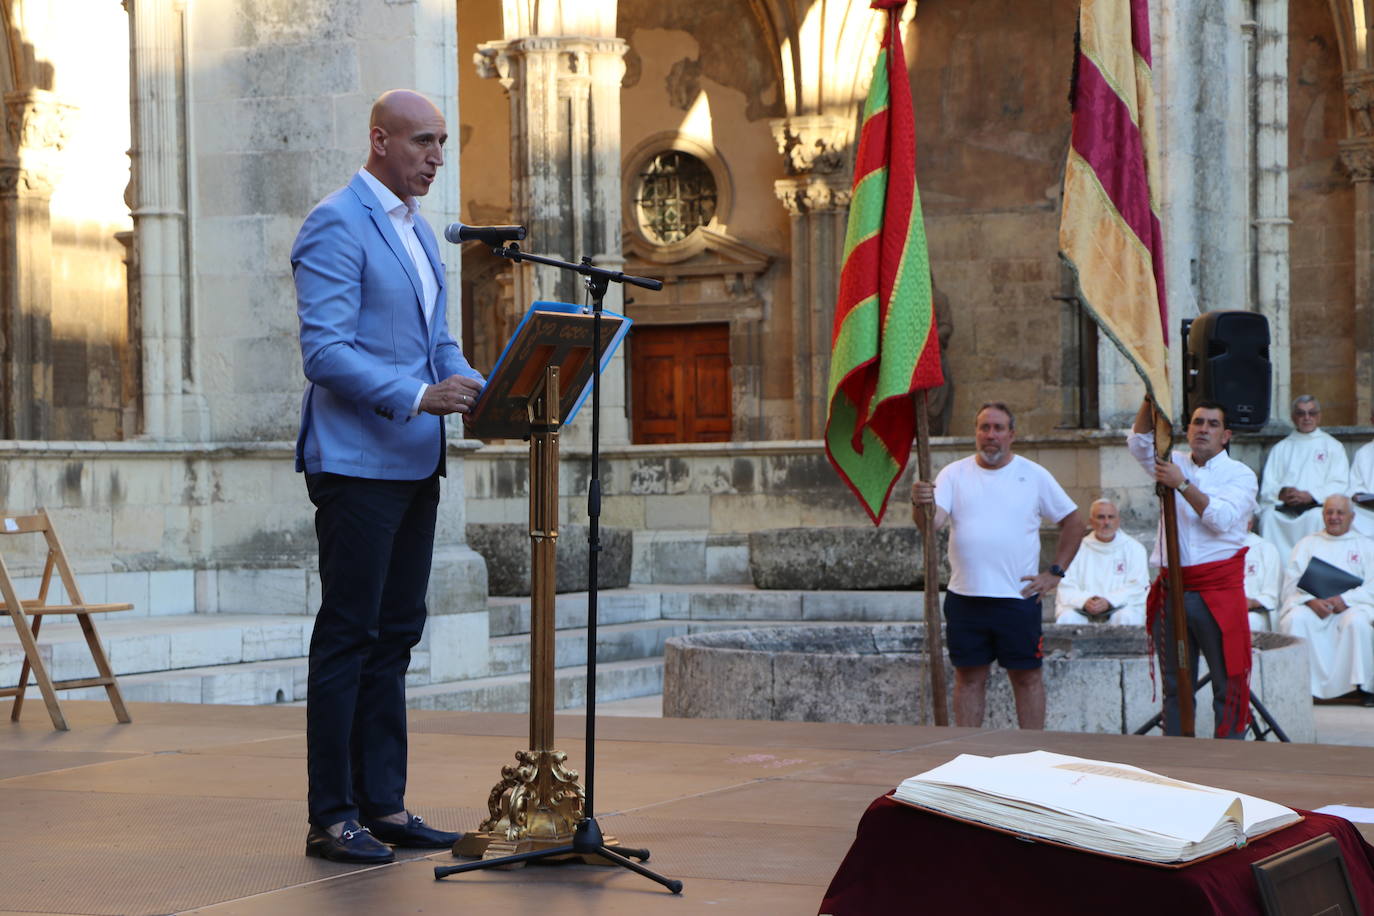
[1128,398,1258,738]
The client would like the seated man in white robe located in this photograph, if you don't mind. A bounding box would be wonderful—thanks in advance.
[1055,499,1148,626]
[1243,516,1282,632]
[1279,495,1374,704]
[1348,415,1374,538]
[1259,395,1350,559]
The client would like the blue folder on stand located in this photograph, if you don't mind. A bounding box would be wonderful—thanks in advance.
[463,301,631,439]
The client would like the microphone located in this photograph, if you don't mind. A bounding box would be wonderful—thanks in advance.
[443,222,527,246]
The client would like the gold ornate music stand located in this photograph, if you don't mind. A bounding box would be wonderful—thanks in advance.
[438,260,679,895]
[454,310,631,863]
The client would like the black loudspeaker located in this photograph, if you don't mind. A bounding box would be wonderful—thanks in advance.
[1183,310,1270,431]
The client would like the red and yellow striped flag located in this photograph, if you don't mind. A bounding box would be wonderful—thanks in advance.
[1059,0,1171,443]
[825,0,943,526]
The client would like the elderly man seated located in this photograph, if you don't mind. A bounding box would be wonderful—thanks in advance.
[1259,395,1350,559]
[1244,517,1282,632]
[1279,495,1374,705]
[1055,499,1148,626]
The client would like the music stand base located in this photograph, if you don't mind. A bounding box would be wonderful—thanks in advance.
[453,828,643,866]
[437,817,681,894]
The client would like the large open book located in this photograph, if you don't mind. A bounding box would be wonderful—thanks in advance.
[893,750,1300,865]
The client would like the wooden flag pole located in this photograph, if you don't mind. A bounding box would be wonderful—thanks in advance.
[1153,397,1195,737]
[916,390,949,726]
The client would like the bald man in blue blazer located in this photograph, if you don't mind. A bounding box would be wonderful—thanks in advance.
[292,89,484,864]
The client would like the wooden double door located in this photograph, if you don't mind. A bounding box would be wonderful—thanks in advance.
[629,323,732,444]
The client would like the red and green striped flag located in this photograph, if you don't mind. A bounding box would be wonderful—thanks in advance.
[825,0,943,526]
[1059,0,1171,447]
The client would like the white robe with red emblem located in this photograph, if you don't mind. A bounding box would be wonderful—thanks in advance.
[1243,532,1282,632]
[1258,429,1350,559]
[1054,531,1148,626]
[1280,529,1374,698]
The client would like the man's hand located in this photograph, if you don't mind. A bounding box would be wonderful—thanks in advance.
[1083,596,1111,616]
[1020,573,1060,599]
[1306,597,1335,619]
[1290,488,1315,506]
[911,480,934,506]
[1152,457,1184,488]
[420,375,484,416]
[1247,597,1263,610]
[1330,594,1349,613]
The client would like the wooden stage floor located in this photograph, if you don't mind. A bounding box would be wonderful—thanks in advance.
[3,700,1374,915]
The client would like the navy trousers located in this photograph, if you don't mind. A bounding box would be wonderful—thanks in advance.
[1155,590,1247,739]
[305,471,439,828]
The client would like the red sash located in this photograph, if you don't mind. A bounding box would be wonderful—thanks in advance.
[1146,548,1250,734]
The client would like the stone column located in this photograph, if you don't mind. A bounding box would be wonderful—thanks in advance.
[772,115,851,439]
[127,0,202,441]
[0,90,69,439]
[476,34,630,446]
[1252,1,1291,424]
[1341,69,1374,422]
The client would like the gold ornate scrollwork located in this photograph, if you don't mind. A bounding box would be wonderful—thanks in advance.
[473,749,585,843]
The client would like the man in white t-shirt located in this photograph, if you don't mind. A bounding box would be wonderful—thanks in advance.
[913,402,1085,729]
[1054,499,1148,626]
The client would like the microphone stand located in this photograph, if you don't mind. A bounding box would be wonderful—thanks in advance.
[435,244,680,894]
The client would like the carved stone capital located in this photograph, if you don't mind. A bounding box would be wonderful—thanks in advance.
[4,90,73,155]
[4,90,73,190]
[774,175,852,215]
[771,115,852,176]
[1340,137,1374,183]
[476,36,627,89]
[1346,70,1374,137]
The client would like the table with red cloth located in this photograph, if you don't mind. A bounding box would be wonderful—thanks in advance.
[820,794,1374,915]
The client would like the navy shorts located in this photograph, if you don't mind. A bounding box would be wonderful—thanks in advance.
[943,591,1044,670]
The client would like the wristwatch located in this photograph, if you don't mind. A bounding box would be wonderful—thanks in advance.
[1176,479,1191,493]
[1048,564,1066,578]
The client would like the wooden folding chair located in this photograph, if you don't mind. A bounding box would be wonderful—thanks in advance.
[0,509,132,730]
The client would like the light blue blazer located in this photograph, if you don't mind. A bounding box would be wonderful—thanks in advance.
[292,173,484,479]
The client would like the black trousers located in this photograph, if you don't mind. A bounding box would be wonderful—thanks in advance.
[1155,590,1247,739]
[305,471,439,828]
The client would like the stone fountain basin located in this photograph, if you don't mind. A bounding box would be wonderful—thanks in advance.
[663,624,1313,740]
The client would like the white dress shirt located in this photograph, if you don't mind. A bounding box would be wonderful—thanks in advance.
[357,167,438,414]
[1127,432,1258,567]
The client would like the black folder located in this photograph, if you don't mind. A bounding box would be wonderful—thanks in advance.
[1295,556,1363,600]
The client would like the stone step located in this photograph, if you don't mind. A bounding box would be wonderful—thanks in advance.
[487,619,692,676]
[486,585,933,637]
[0,613,315,686]
[485,588,673,637]
[61,655,312,706]
[406,657,664,713]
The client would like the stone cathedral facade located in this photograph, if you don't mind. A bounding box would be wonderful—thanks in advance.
[0,0,1371,628]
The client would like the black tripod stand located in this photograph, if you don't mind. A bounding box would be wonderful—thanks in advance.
[1132,672,1291,741]
[435,247,681,894]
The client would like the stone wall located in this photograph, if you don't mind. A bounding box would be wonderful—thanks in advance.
[0,441,486,616]
[464,427,1374,584]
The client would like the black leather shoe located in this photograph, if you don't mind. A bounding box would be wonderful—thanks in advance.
[305,821,396,863]
[360,812,460,848]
